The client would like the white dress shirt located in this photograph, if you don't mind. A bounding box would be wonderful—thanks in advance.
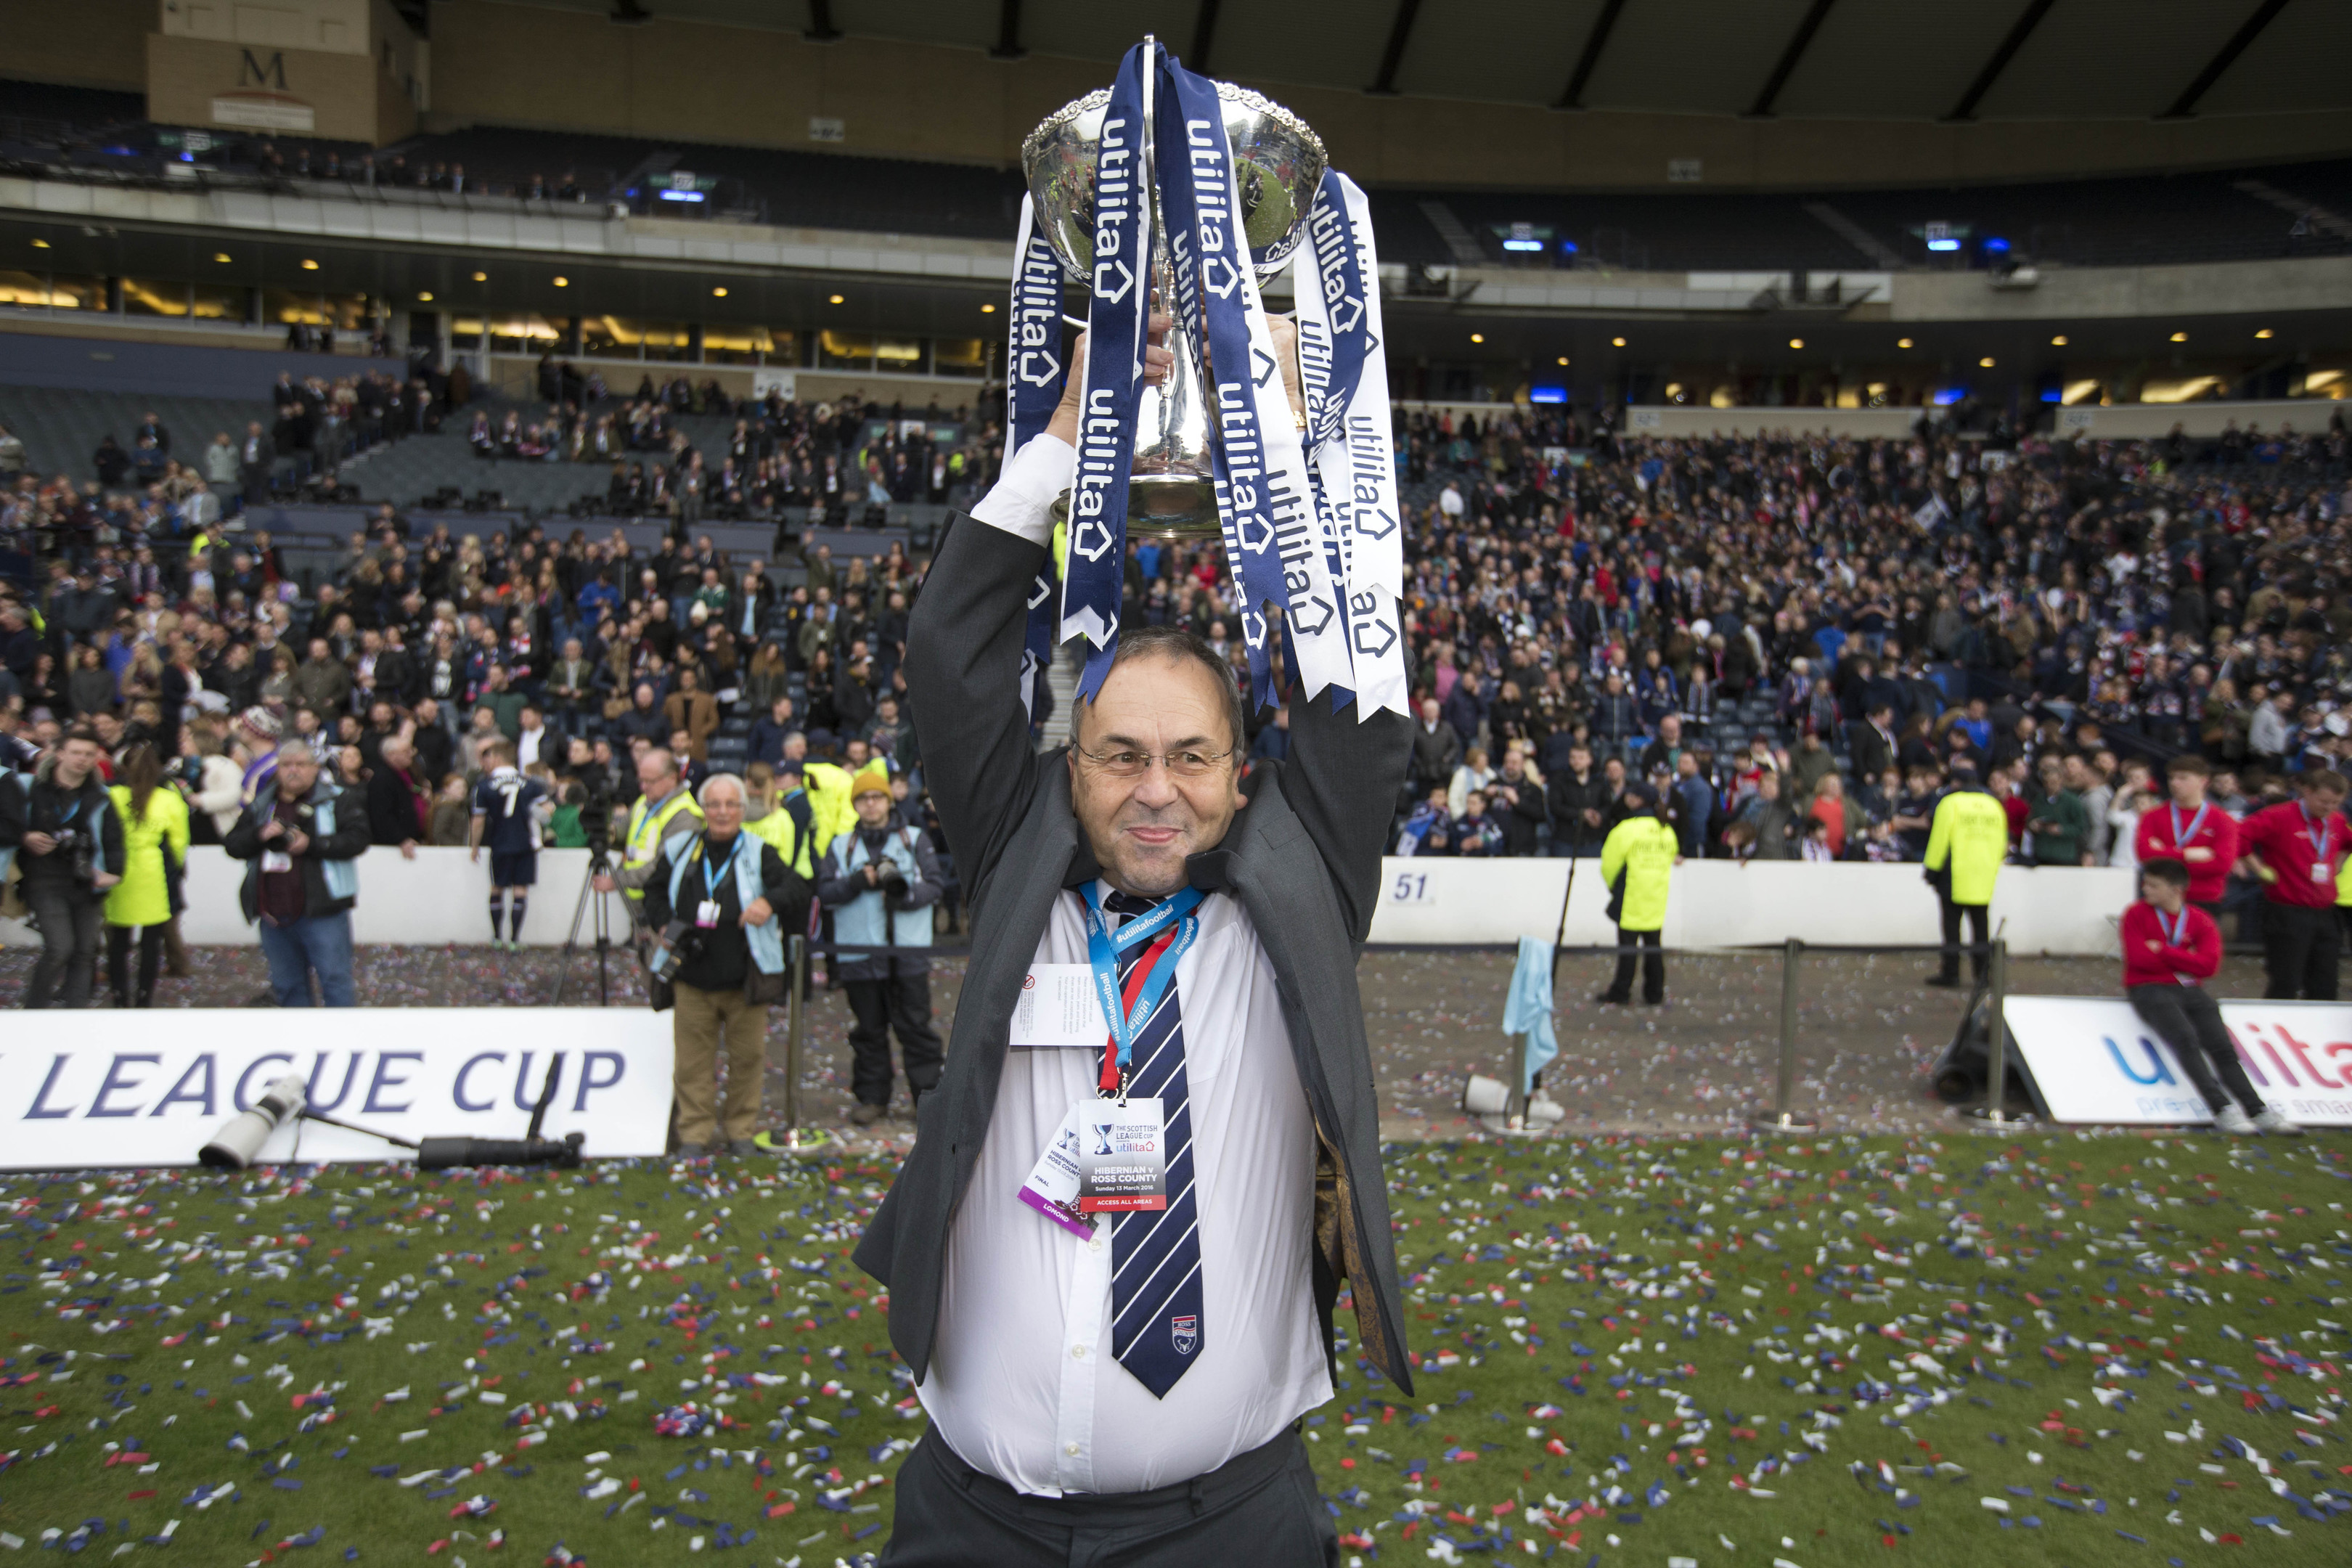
[916,434,1329,1496]
[917,883,1328,1497]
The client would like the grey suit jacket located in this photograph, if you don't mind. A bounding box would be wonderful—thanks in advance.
[854,514,1416,1398]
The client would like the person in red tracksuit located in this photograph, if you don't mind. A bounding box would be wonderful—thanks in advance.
[2123,858,2295,1136]
[2134,754,2237,916]
[2234,769,2350,1001]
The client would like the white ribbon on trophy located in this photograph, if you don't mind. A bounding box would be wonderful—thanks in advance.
[1291,170,1407,716]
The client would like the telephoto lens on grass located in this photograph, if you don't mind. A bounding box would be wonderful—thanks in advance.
[197,1072,308,1169]
[415,1130,586,1171]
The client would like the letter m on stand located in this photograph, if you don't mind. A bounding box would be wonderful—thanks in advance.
[240,50,287,89]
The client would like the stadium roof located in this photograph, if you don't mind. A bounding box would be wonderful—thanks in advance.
[498,0,2352,123]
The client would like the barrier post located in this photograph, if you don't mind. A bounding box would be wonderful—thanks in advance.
[1749,937,1818,1133]
[783,934,807,1136]
[1967,938,2024,1125]
[1508,1031,1529,1127]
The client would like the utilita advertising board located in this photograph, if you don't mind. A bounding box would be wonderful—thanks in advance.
[2001,995,2352,1126]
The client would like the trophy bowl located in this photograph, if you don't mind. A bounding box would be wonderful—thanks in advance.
[1022,81,1327,541]
[1021,83,1328,285]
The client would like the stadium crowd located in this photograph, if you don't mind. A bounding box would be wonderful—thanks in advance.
[0,377,947,1006]
[1362,409,2352,895]
[5,382,2352,1008]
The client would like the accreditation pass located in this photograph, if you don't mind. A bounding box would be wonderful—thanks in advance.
[1010,963,1110,1048]
[1020,1098,1167,1233]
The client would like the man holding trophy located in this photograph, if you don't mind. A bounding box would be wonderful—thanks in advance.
[853,39,1413,1564]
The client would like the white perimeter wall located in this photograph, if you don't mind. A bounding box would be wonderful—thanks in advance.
[0,849,2132,955]
[1365,857,2133,955]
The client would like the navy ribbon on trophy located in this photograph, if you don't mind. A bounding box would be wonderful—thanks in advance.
[1151,49,1285,709]
[1060,44,1153,701]
[1008,194,1067,719]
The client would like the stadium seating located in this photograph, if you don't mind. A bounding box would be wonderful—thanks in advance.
[7,70,2343,269]
[383,125,1027,239]
[1384,188,1882,273]
[0,79,145,141]
[1825,166,2344,269]
[340,431,611,514]
[0,386,277,486]
[1366,159,2352,272]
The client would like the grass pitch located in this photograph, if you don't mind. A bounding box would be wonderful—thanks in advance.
[3,1130,2346,1566]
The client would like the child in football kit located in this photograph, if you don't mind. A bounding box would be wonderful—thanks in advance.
[2123,857,2298,1136]
[469,740,552,951]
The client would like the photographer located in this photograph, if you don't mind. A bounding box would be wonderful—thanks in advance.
[595,747,703,929]
[640,772,811,1158]
[1,725,124,1008]
[224,740,370,1008]
[815,761,944,1127]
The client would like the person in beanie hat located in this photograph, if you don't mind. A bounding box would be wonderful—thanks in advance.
[816,758,945,1126]
[236,706,284,812]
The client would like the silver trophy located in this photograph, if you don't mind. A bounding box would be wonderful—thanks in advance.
[1021,78,1326,540]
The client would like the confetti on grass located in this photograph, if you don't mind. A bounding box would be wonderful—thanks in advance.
[0,1124,2348,1564]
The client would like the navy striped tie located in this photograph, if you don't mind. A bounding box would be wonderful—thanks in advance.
[1102,889,1204,1398]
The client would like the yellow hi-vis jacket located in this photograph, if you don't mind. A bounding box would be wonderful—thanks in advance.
[1924,787,2009,906]
[801,761,857,857]
[1600,814,1679,932]
[621,786,703,903]
[746,793,816,881]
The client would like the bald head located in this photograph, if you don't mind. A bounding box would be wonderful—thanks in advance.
[638,746,680,797]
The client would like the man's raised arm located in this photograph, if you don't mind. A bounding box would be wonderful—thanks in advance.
[1280,680,1413,944]
[902,433,1071,885]
[908,320,1171,882]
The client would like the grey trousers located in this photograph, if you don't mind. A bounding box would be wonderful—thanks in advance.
[25,882,105,1008]
[881,1427,1337,1568]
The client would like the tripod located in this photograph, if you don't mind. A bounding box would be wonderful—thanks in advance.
[553,845,623,1006]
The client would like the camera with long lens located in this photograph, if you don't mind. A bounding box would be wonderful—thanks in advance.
[576,772,616,872]
[418,1130,584,1171]
[197,1058,589,1172]
[646,918,701,983]
[49,826,97,886]
[878,866,910,907]
[200,1073,307,1169]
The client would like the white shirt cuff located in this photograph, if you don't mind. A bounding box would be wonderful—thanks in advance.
[968,433,1074,549]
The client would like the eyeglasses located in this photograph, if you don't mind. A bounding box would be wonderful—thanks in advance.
[1075,745,1234,780]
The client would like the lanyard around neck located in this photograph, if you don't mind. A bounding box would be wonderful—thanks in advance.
[701,834,742,899]
[1080,883,1205,1101]
[2302,807,2334,859]
[2170,801,2209,849]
